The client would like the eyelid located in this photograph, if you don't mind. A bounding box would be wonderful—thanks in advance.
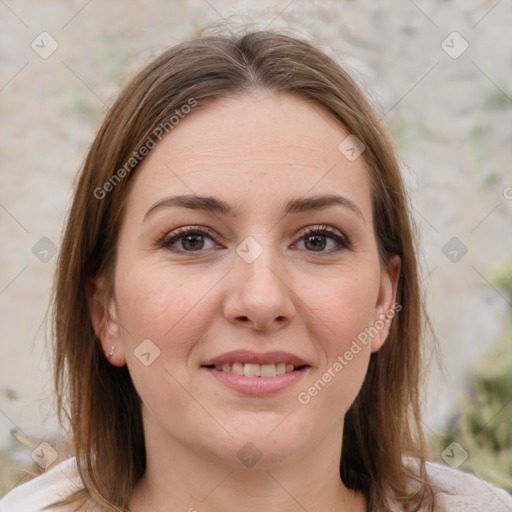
[295,224,346,241]
[159,225,221,247]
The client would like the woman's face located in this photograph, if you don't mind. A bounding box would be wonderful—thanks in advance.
[92,93,399,469]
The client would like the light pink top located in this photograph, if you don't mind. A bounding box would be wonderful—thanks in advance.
[1,457,511,511]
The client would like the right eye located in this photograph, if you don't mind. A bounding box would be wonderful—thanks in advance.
[160,226,220,253]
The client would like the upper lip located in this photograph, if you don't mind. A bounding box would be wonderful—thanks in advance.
[201,350,310,367]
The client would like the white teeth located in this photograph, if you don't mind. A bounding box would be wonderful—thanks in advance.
[260,364,276,377]
[214,362,299,377]
[243,363,261,377]
[231,362,244,375]
[276,362,286,375]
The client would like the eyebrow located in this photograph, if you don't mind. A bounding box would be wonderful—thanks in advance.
[143,193,365,223]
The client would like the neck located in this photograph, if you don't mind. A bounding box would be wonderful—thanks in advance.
[129,411,367,512]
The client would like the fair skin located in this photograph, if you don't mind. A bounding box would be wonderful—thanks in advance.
[90,92,400,512]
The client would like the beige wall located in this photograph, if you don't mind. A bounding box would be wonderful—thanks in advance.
[1,0,511,472]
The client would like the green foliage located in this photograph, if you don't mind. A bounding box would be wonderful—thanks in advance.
[430,260,512,492]
[388,108,433,150]
[68,94,100,123]
[484,89,512,110]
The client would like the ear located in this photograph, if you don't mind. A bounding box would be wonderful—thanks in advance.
[370,255,401,353]
[86,276,127,367]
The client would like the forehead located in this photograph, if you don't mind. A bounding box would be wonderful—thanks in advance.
[125,93,372,220]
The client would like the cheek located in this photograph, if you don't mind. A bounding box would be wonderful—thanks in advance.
[115,263,220,360]
[113,265,218,424]
[301,268,379,350]
[295,271,379,411]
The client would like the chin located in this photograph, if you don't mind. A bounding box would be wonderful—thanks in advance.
[202,427,307,470]
[212,442,301,471]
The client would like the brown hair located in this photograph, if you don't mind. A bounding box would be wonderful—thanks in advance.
[53,29,435,511]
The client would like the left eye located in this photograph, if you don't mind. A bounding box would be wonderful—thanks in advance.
[294,227,349,252]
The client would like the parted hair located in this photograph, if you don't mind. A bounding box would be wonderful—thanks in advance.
[52,29,435,511]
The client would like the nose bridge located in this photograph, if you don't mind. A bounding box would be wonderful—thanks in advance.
[225,235,295,330]
[242,244,283,291]
[238,238,287,301]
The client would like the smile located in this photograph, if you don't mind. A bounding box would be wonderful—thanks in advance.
[205,362,305,377]
[202,365,310,395]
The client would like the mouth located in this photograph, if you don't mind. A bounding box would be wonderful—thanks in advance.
[202,362,309,377]
[200,350,311,377]
[200,350,311,395]
[202,365,310,396]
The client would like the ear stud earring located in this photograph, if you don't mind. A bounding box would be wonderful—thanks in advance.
[108,346,115,357]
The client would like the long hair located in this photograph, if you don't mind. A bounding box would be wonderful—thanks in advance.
[53,30,434,511]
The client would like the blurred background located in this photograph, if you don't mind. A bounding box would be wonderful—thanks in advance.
[1,0,511,497]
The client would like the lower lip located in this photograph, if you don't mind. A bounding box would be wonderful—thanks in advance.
[203,367,309,396]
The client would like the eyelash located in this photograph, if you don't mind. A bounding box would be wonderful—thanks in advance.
[158,225,350,254]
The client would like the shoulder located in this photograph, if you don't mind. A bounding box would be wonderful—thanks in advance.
[406,458,512,512]
[0,457,83,512]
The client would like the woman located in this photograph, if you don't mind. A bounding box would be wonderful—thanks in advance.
[1,30,511,512]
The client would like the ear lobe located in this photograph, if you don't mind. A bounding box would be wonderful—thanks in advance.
[87,276,126,367]
[370,255,401,353]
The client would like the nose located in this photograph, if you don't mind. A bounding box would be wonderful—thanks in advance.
[223,248,296,332]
